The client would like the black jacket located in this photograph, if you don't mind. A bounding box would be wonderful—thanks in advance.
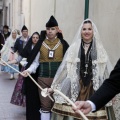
[0,33,4,50]
[3,32,11,40]
[14,36,29,54]
[89,59,120,111]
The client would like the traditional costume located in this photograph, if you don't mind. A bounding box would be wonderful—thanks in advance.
[2,25,11,40]
[25,16,69,120]
[1,29,19,79]
[0,33,4,50]
[13,25,29,71]
[50,19,115,120]
[13,25,29,55]
[11,32,40,120]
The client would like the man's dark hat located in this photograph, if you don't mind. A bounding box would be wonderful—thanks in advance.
[21,25,28,31]
[46,15,58,27]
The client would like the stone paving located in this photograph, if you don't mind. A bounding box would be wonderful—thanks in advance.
[0,70,26,120]
[113,94,120,120]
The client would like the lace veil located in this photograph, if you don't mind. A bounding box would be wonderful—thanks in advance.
[51,19,112,104]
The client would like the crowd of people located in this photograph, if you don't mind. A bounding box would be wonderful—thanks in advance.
[0,16,118,120]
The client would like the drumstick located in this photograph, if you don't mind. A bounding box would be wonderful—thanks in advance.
[1,44,15,54]
[0,58,54,101]
[0,61,5,66]
[1,57,88,119]
[27,72,54,101]
[0,57,23,75]
[54,89,89,120]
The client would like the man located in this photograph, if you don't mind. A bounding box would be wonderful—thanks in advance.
[22,15,69,120]
[72,58,120,114]
[0,32,4,50]
[2,25,11,40]
[13,25,29,70]
[14,25,29,54]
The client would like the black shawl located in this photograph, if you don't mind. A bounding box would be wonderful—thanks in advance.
[20,32,40,60]
[0,33,4,50]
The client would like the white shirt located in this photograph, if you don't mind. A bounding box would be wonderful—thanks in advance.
[86,100,96,111]
[16,45,35,63]
[27,52,40,74]
[24,38,28,42]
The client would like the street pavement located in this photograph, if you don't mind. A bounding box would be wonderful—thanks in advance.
[0,67,120,120]
[0,69,26,120]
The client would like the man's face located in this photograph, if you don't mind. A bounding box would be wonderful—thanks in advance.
[3,28,8,33]
[22,30,28,38]
[46,27,58,40]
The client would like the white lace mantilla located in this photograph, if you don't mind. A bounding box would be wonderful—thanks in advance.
[51,19,112,105]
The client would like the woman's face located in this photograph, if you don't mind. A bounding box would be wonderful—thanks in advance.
[81,23,93,41]
[32,34,39,44]
[12,31,17,39]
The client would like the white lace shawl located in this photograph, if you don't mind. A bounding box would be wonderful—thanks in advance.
[51,19,112,104]
[1,29,19,61]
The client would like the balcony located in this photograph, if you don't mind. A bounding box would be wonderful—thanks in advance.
[0,0,3,10]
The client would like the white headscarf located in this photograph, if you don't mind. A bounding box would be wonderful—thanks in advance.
[1,29,19,61]
[2,29,19,49]
[7,29,19,42]
[51,19,112,104]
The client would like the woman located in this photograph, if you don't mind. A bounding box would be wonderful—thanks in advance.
[10,32,41,120]
[48,19,115,120]
[0,29,19,79]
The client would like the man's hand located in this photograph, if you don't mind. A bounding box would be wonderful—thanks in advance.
[72,101,92,114]
[47,88,54,94]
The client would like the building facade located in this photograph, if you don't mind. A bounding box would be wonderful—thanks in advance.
[1,0,120,65]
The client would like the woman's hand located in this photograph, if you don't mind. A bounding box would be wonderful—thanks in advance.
[0,62,6,66]
[22,70,30,77]
[7,60,17,64]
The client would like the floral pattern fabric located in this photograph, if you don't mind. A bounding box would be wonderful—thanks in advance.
[10,68,26,107]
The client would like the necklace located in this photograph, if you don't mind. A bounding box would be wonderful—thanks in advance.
[84,51,91,77]
[84,43,90,48]
[82,42,90,54]
[42,40,61,59]
[82,41,92,77]
[83,40,92,44]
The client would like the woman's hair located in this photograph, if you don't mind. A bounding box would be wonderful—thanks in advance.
[83,20,92,24]
[31,32,39,39]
